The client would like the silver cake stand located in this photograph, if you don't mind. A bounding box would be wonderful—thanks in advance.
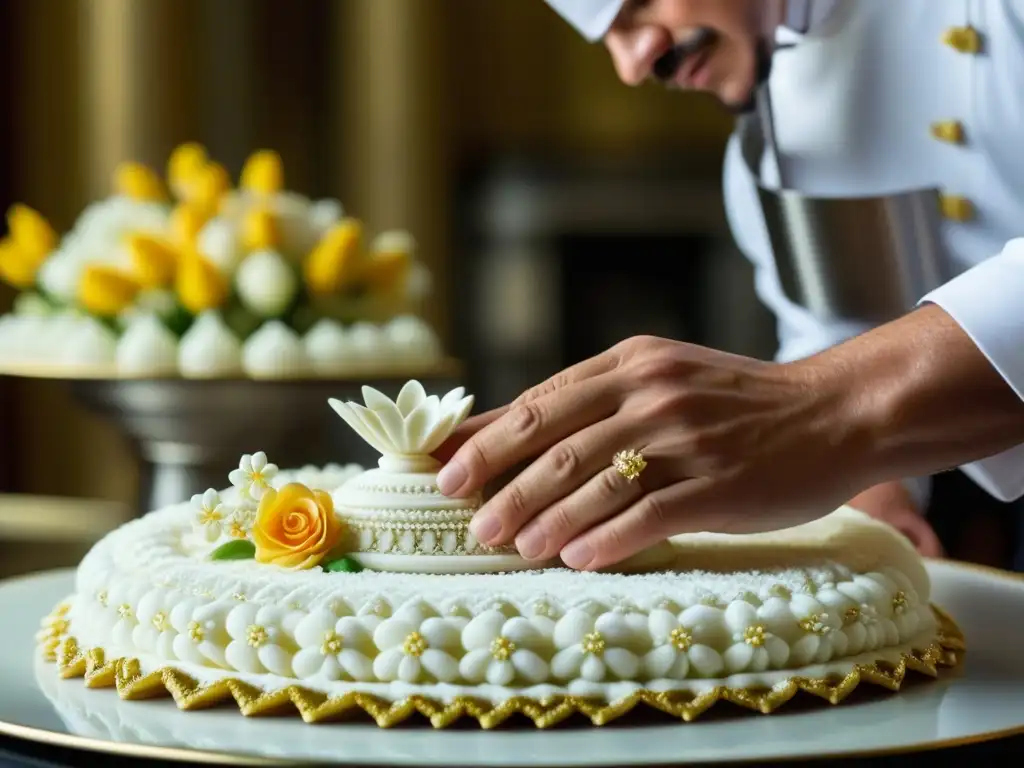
[67,364,461,515]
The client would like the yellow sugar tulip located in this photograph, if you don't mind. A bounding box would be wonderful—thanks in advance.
[240,150,284,196]
[303,219,362,295]
[169,203,209,247]
[7,204,56,257]
[0,237,39,289]
[241,206,279,251]
[127,234,179,288]
[176,249,228,313]
[78,265,141,317]
[363,250,410,293]
[167,142,209,199]
[114,161,167,202]
[192,162,231,216]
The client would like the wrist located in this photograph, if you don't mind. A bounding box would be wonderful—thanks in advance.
[812,304,1024,482]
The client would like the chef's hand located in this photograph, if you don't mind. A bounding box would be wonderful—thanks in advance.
[435,335,874,571]
[847,481,944,558]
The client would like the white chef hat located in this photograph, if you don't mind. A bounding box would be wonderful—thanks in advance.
[544,0,625,42]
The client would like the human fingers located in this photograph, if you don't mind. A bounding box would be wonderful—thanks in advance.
[438,375,620,497]
[898,514,944,558]
[507,349,623,409]
[558,473,821,571]
[512,450,676,562]
[559,477,715,571]
[433,406,509,463]
[468,414,649,549]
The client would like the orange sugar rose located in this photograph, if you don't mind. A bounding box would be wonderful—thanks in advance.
[252,483,343,570]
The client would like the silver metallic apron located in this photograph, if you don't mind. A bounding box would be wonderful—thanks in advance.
[737,86,949,323]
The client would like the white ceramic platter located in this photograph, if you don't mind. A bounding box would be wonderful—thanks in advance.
[6,562,1024,765]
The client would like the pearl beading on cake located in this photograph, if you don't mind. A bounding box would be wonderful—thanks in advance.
[66,502,935,689]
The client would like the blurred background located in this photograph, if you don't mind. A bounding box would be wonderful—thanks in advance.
[0,0,776,576]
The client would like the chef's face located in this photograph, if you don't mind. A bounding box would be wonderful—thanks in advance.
[603,0,771,112]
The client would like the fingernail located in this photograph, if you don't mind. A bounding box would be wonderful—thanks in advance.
[516,529,544,560]
[469,513,500,543]
[561,540,594,570]
[437,461,467,496]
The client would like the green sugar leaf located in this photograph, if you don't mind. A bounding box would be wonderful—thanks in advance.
[210,539,256,561]
[323,556,364,573]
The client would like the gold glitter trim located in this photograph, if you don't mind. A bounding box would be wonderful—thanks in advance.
[38,603,964,730]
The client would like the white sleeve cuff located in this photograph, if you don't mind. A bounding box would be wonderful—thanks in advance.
[901,475,933,511]
[919,237,1024,502]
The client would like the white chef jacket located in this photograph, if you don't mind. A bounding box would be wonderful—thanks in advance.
[724,0,1024,504]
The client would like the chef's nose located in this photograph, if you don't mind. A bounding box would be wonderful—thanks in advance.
[605,25,674,86]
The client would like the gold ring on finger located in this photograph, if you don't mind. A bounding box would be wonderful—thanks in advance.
[612,448,647,481]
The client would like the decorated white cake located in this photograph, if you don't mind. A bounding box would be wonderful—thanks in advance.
[0,144,445,379]
[38,381,964,728]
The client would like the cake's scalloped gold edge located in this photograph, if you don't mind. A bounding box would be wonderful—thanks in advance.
[36,602,965,730]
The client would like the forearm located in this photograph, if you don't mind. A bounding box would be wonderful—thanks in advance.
[812,303,1024,484]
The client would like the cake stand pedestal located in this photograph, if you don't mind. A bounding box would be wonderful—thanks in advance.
[71,372,460,515]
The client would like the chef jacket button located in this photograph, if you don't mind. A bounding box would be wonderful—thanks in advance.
[942,26,981,53]
[930,120,965,144]
[940,194,975,222]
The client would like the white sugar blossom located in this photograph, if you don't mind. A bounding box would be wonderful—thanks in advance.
[292,610,377,681]
[132,589,178,658]
[643,608,724,680]
[229,452,278,503]
[170,599,230,668]
[722,601,790,674]
[459,610,551,686]
[224,603,294,676]
[190,489,228,542]
[787,594,848,667]
[224,508,257,541]
[551,610,641,683]
[372,605,463,683]
[834,580,900,654]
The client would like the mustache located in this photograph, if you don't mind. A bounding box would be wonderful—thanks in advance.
[652,28,717,83]
[652,30,776,117]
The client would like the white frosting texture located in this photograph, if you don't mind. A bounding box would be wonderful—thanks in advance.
[61,476,940,700]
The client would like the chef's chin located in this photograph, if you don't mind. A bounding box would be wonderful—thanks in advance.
[720,37,773,115]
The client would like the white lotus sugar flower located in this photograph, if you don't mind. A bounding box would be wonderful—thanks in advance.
[190,489,228,542]
[721,601,790,674]
[372,604,463,683]
[224,603,294,676]
[292,610,377,681]
[551,609,641,683]
[459,610,551,686]
[228,451,278,503]
[643,609,725,680]
[329,380,474,457]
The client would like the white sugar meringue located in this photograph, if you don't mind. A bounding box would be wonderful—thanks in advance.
[178,311,243,378]
[12,292,51,316]
[64,317,117,368]
[235,249,298,318]
[115,314,179,376]
[383,315,442,365]
[303,318,357,376]
[346,321,390,365]
[309,198,343,234]
[197,218,242,275]
[36,251,83,305]
[242,320,310,379]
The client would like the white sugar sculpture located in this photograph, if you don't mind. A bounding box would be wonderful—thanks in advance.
[329,380,546,573]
